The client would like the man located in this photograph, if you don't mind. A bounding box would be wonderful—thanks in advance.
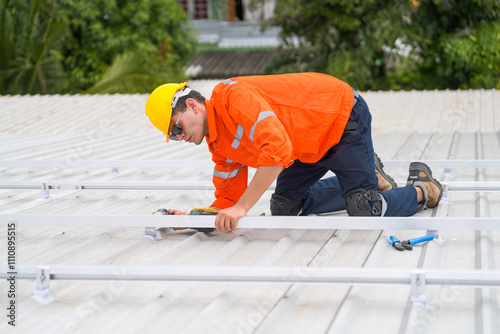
[145,73,443,231]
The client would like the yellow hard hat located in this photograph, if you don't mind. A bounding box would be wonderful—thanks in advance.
[145,82,189,142]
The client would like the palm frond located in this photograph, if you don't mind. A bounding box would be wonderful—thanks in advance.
[86,51,178,94]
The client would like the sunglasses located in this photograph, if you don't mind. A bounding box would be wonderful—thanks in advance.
[169,111,183,141]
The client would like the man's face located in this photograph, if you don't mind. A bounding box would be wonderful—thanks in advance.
[170,102,205,145]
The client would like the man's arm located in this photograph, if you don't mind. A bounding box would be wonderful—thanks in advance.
[215,164,283,231]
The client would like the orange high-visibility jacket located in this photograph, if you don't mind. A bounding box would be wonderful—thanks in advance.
[205,72,355,209]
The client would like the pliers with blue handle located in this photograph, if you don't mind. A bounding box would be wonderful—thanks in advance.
[389,235,434,251]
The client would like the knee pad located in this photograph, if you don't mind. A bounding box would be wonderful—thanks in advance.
[270,194,304,216]
[345,188,383,216]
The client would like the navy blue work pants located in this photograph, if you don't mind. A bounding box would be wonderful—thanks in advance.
[274,94,419,217]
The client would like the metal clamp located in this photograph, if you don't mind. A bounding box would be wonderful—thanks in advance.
[145,209,170,240]
[31,266,54,305]
[427,230,443,245]
[145,226,162,241]
[441,183,450,204]
[410,270,427,306]
[443,168,454,179]
[39,182,53,202]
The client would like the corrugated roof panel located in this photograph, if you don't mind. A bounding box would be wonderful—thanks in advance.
[1,87,500,334]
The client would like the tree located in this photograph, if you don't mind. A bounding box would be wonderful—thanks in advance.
[0,0,197,95]
[406,0,500,89]
[85,50,185,94]
[266,0,409,90]
[0,0,67,95]
[266,0,500,90]
[56,0,197,94]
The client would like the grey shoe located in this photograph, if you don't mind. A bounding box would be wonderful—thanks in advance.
[407,162,443,209]
[375,153,397,191]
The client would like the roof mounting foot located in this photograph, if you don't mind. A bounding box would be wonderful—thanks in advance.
[145,226,162,241]
[410,270,428,307]
[427,230,443,244]
[38,182,53,202]
[443,168,454,179]
[440,183,451,205]
[31,266,54,305]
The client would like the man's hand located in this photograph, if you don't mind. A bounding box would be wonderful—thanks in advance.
[215,205,248,231]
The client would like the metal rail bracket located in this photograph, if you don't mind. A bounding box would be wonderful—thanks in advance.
[145,226,162,241]
[443,168,454,179]
[410,270,427,307]
[39,182,53,202]
[441,183,451,205]
[31,266,54,305]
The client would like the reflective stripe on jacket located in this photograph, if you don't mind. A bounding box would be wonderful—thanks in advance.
[205,72,355,209]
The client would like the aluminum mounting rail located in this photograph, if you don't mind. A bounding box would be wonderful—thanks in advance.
[0,159,215,169]
[2,265,500,287]
[0,159,498,169]
[1,180,500,192]
[1,214,500,231]
[0,180,215,191]
[382,159,500,169]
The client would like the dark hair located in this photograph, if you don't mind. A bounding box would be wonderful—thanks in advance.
[172,90,206,115]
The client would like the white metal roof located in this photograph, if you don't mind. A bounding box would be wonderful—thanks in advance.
[1,83,500,334]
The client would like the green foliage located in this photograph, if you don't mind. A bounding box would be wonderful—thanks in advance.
[440,22,500,89]
[406,0,500,89]
[57,0,196,93]
[267,0,408,90]
[0,0,196,95]
[267,0,500,90]
[85,51,184,94]
[0,0,67,94]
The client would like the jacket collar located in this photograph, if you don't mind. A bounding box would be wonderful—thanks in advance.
[205,100,218,144]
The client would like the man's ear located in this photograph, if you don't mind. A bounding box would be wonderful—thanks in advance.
[186,98,203,115]
[185,98,196,110]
